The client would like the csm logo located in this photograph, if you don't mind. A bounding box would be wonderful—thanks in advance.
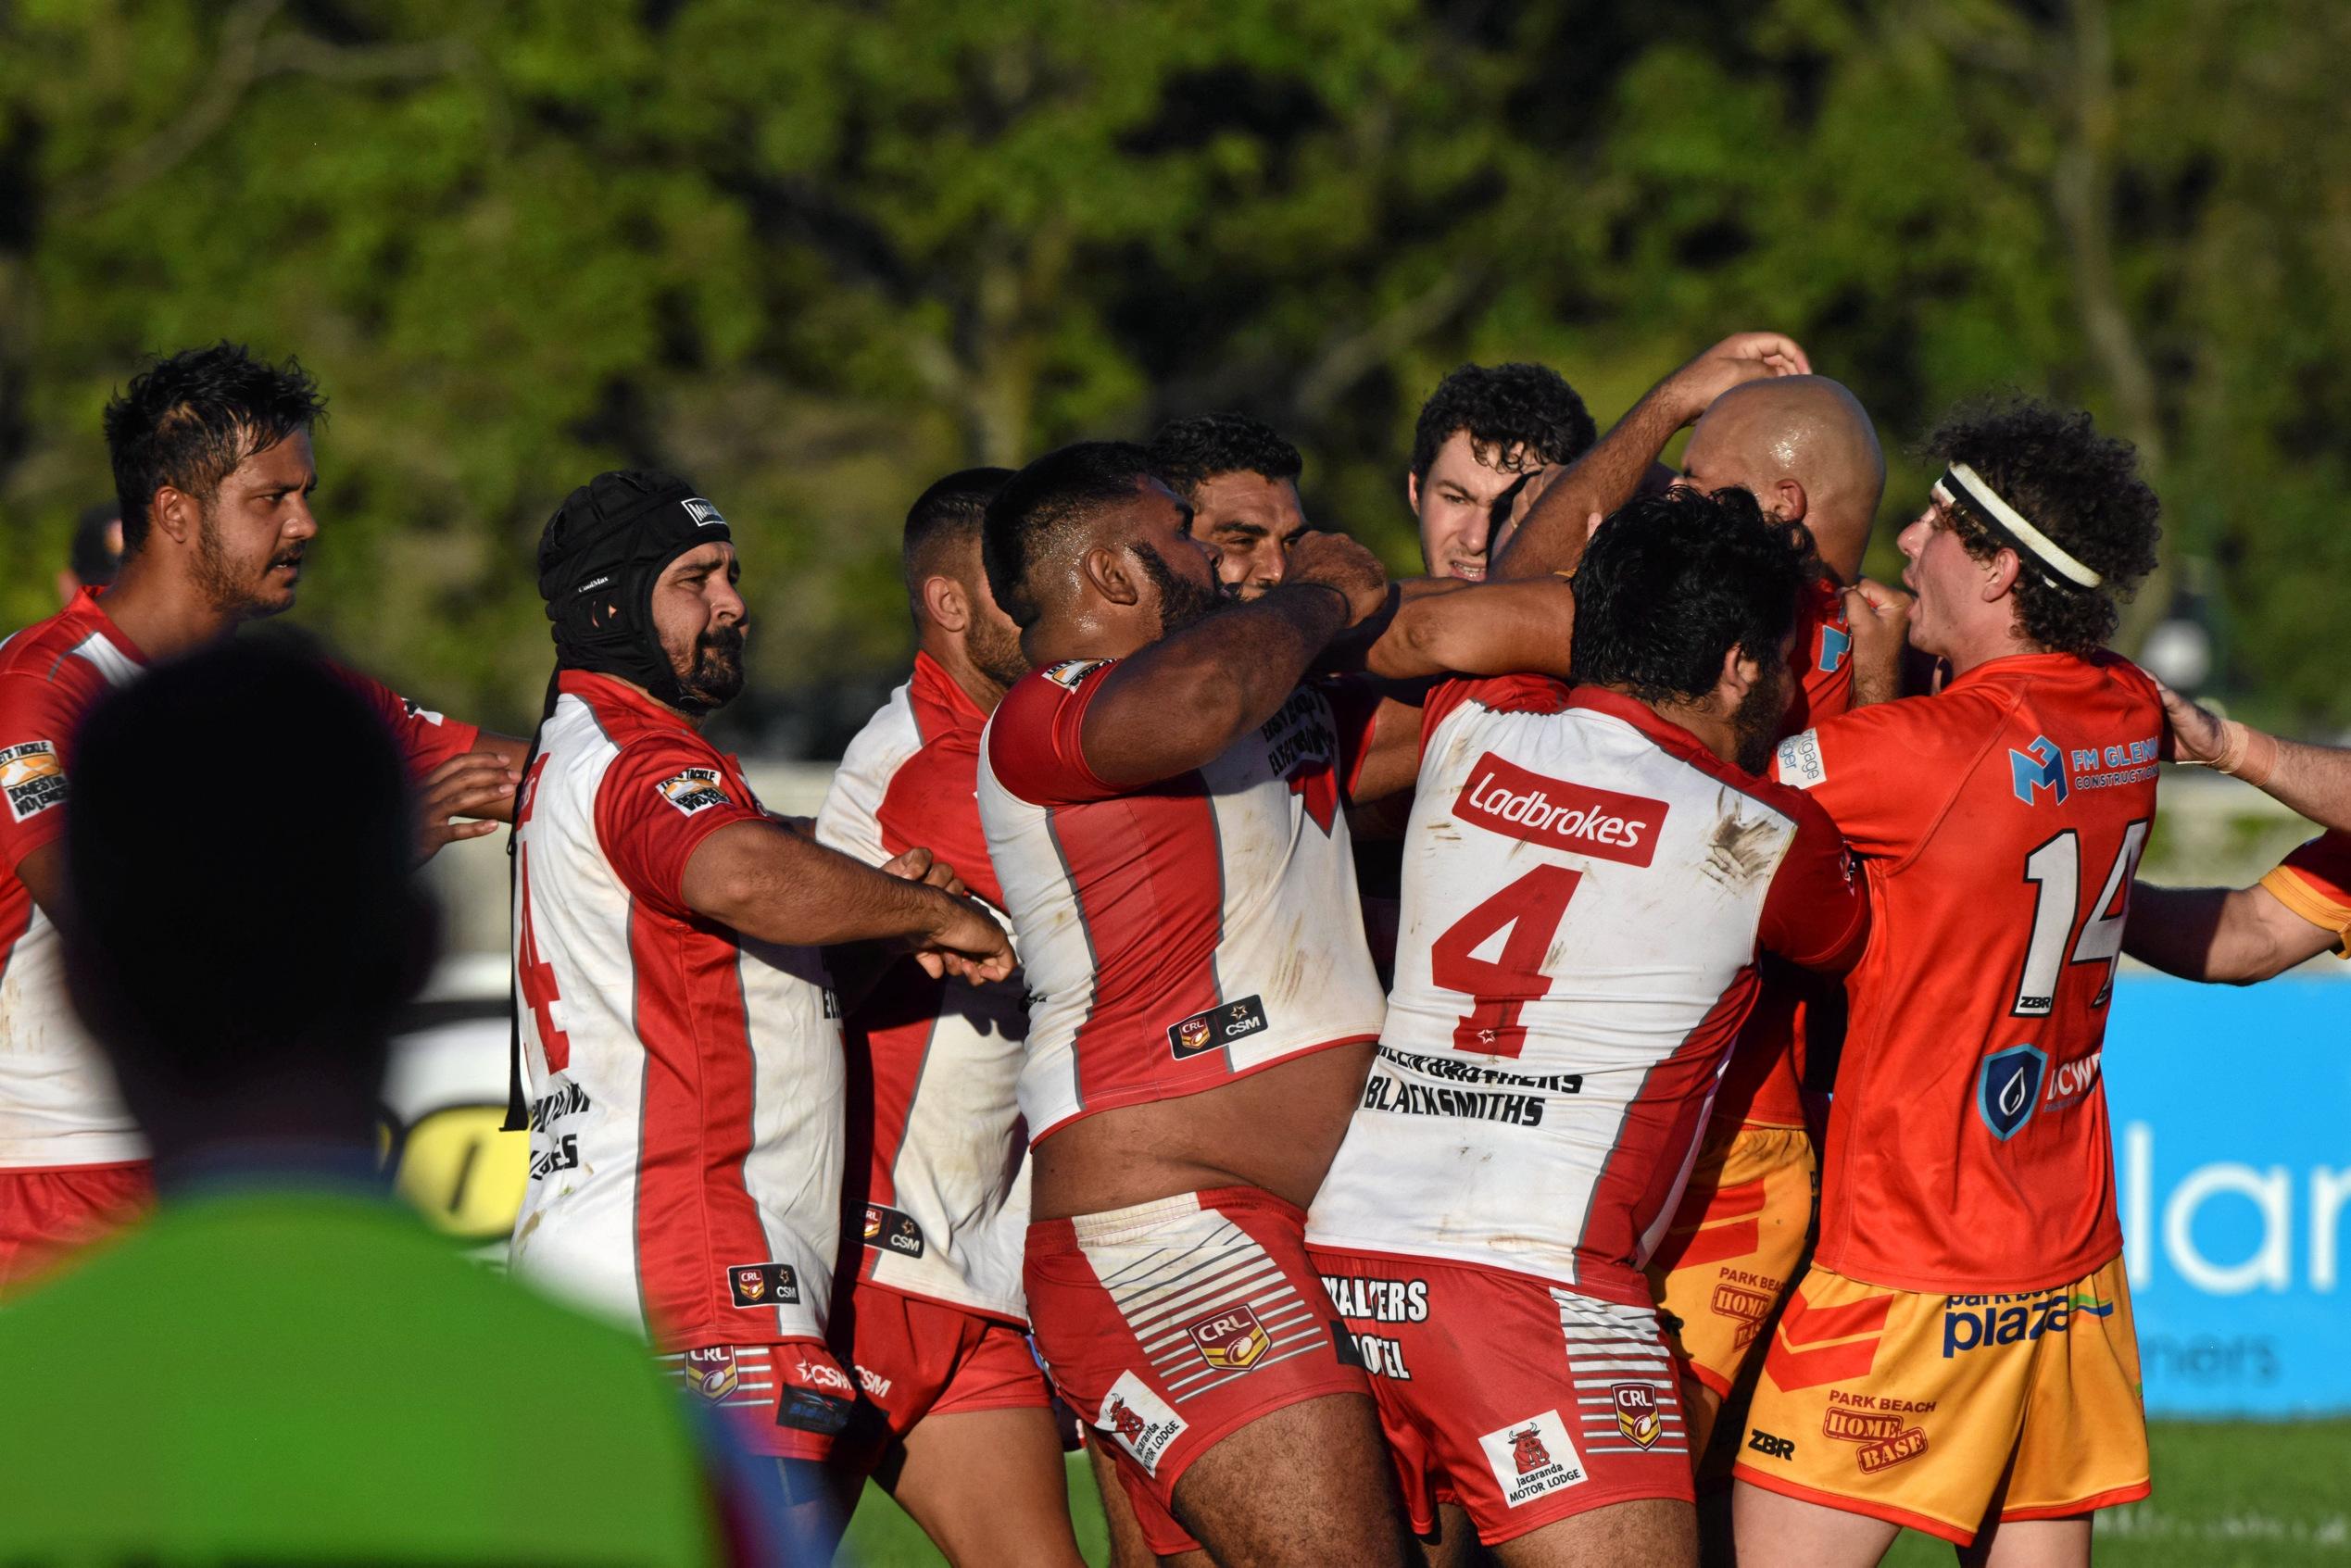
[1978,1045,2046,1141]
[2009,735,2068,806]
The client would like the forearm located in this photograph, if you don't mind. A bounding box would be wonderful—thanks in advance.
[2257,738,2351,834]
[683,822,962,948]
[1082,583,1350,785]
[1492,390,1685,580]
[1364,578,1577,681]
[2122,882,2318,984]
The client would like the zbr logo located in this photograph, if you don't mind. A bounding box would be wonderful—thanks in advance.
[2009,736,2069,807]
[1978,1045,2047,1141]
[1817,622,1852,674]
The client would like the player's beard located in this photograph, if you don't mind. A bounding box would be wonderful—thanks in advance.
[195,510,294,623]
[672,623,748,714]
[1133,543,1228,637]
[1730,661,1792,774]
[964,603,1029,692]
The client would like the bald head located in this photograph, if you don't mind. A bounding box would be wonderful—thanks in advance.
[1681,376,1884,583]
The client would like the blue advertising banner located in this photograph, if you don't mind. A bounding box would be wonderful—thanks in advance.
[2107,973,2349,1417]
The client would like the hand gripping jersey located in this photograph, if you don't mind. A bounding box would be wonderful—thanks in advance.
[1711,574,1855,1131]
[2262,830,2351,957]
[1307,680,1867,1304]
[815,652,1029,1323]
[1773,651,2164,1293]
[976,659,1388,1139]
[0,589,478,1170]
[509,671,842,1350]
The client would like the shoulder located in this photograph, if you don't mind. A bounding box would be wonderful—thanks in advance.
[1424,673,1572,733]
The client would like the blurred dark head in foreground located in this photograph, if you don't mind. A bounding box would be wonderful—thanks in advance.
[59,500,124,604]
[60,643,436,1173]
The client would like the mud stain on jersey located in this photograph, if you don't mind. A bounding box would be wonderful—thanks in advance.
[1702,798,1778,889]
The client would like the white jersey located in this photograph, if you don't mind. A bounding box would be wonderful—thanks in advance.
[815,653,1029,1322]
[1307,680,1866,1306]
[509,671,843,1350]
[977,661,1388,1140]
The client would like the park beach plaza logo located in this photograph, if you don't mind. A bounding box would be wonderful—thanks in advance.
[1452,752,1667,868]
[1478,1410,1588,1507]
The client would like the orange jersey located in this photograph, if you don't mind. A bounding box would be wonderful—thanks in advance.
[1772,651,2163,1293]
[2260,831,2351,957]
[1713,575,1854,1131]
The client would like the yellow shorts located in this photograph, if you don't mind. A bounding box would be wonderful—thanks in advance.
[1731,1257,2148,1546]
[1647,1123,1816,1406]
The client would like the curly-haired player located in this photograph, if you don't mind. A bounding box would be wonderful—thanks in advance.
[1734,399,2166,1567]
[1409,363,1596,581]
[1149,413,1309,600]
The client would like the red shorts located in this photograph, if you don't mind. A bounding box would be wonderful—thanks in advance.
[1027,1186,1369,1557]
[659,1337,858,1461]
[836,1279,1052,1469]
[0,1161,154,1295]
[1312,1248,1696,1547]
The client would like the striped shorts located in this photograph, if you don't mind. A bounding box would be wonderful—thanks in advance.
[1025,1185,1370,1555]
[1310,1247,1696,1546]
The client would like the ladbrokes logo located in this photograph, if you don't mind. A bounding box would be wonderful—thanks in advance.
[1452,752,1666,868]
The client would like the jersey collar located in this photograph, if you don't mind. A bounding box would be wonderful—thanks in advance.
[1562,684,1733,772]
[556,668,701,732]
[71,585,151,669]
[910,649,990,734]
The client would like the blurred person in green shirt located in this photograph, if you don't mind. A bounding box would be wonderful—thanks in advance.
[0,640,764,1566]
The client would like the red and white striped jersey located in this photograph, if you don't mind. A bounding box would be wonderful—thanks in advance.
[0,589,478,1170]
[509,671,842,1352]
[1307,680,1867,1305]
[976,659,1388,1142]
[816,652,1029,1323]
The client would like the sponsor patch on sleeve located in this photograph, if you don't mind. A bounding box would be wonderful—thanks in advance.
[1098,1372,1187,1477]
[1478,1410,1588,1507]
[1166,994,1268,1059]
[656,768,731,815]
[862,1203,927,1260]
[726,1262,801,1308]
[1042,658,1111,690]
[0,741,67,823]
[1775,731,1827,791]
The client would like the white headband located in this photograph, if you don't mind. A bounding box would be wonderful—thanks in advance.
[1933,462,2103,590]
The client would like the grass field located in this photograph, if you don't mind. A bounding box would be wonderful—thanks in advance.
[837,1423,2351,1565]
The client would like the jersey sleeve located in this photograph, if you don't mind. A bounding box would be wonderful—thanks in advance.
[333,667,484,780]
[0,672,81,871]
[591,737,771,920]
[876,729,1004,912]
[2261,831,2351,959]
[1771,696,1977,860]
[984,659,1124,807]
[1756,790,1870,973]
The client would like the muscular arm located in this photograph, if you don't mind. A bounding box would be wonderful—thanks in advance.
[2158,684,2351,833]
[2122,881,2340,984]
[1491,394,1685,581]
[680,820,1011,979]
[1361,577,1578,682]
[1080,582,1353,789]
[13,842,61,920]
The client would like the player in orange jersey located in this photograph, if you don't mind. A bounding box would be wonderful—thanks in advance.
[1729,400,2164,1567]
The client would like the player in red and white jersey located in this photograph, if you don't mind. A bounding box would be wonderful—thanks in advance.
[1733,402,2167,1565]
[1309,487,1867,1566]
[509,470,1014,1554]
[976,442,1578,1565]
[1147,413,1311,601]
[0,345,521,1292]
[1496,341,1888,1490]
[813,468,1087,1568]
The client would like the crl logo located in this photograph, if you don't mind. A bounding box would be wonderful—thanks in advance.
[2009,736,2068,806]
[1817,623,1851,674]
[1979,1045,2047,1141]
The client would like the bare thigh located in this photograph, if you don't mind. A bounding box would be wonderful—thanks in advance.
[1958,1512,2091,1568]
[1419,1500,1498,1568]
[1731,1478,1899,1568]
[1088,1438,1213,1568]
[1489,1498,1695,1568]
[1169,1391,1415,1568]
[875,1404,1087,1568]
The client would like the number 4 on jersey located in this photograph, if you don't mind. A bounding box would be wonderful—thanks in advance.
[1429,864,1582,1057]
[2014,820,2150,1016]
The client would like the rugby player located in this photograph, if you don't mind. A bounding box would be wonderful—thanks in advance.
[2124,684,2351,980]
[508,470,1013,1553]
[1733,401,2165,1565]
[1494,339,1885,1498]
[1409,362,1597,580]
[1149,413,1309,600]
[975,441,1578,1565]
[1307,487,1869,1568]
[0,345,521,1292]
[813,468,1086,1568]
